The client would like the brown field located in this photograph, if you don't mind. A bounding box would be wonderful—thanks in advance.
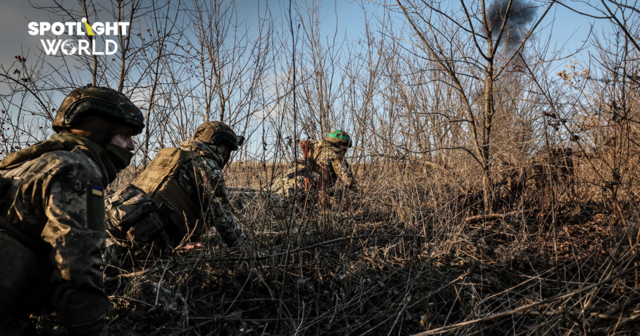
[3,1,640,335]
[93,153,640,336]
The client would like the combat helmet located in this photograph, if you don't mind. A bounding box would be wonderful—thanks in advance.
[192,121,244,151]
[53,85,145,135]
[325,129,352,148]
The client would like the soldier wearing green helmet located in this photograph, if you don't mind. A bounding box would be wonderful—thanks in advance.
[325,129,353,148]
[274,129,356,199]
[105,121,246,251]
[0,85,144,335]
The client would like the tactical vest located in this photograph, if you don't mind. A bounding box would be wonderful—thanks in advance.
[133,148,204,240]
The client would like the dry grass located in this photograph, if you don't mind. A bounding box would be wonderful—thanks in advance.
[91,153,640,336]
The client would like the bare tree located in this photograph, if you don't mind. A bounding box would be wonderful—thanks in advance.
[393,0,557,211]
[188,0,273,127]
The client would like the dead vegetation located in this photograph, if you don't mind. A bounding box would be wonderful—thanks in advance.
[98,152,640,335]
[2,0,640,335]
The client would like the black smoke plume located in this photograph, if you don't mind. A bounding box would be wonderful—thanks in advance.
[487,0,537,52]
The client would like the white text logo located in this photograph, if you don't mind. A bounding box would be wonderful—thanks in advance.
[28,18,130,56]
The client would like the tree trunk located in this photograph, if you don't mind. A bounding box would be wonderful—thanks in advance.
[482,63,495,212]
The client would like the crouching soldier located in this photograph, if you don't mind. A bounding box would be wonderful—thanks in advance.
[0,85,144,335]
[273,129,357,200]
[106,121,246,251]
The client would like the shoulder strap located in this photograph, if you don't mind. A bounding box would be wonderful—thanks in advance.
[182,150,203,163]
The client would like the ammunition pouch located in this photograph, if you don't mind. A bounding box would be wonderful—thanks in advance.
[126,203,174,244]
[105,184,174,245]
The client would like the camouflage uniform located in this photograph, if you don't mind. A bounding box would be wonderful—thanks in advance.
[0,135,122,335]
[227,186,283,211]
[129,124,246,248]
[273,139,355,198]
[172,139,245,247]
[0,85,144,336]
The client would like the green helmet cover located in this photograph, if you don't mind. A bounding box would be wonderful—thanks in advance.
[325,129,352,147]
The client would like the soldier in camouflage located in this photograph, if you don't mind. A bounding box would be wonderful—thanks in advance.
[109,121,246,249]
[273,129,356,198]
[0,85,144,335]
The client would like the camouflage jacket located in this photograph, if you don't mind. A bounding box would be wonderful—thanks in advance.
[0,132,111,332]
[167,140,245,247]
[285,140,355,189]
[312,140,355,188]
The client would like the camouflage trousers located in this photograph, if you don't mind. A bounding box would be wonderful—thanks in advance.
[227,187,284,211]
[270,170,323,198]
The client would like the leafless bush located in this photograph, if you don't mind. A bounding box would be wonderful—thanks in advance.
[3,0,640,335]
